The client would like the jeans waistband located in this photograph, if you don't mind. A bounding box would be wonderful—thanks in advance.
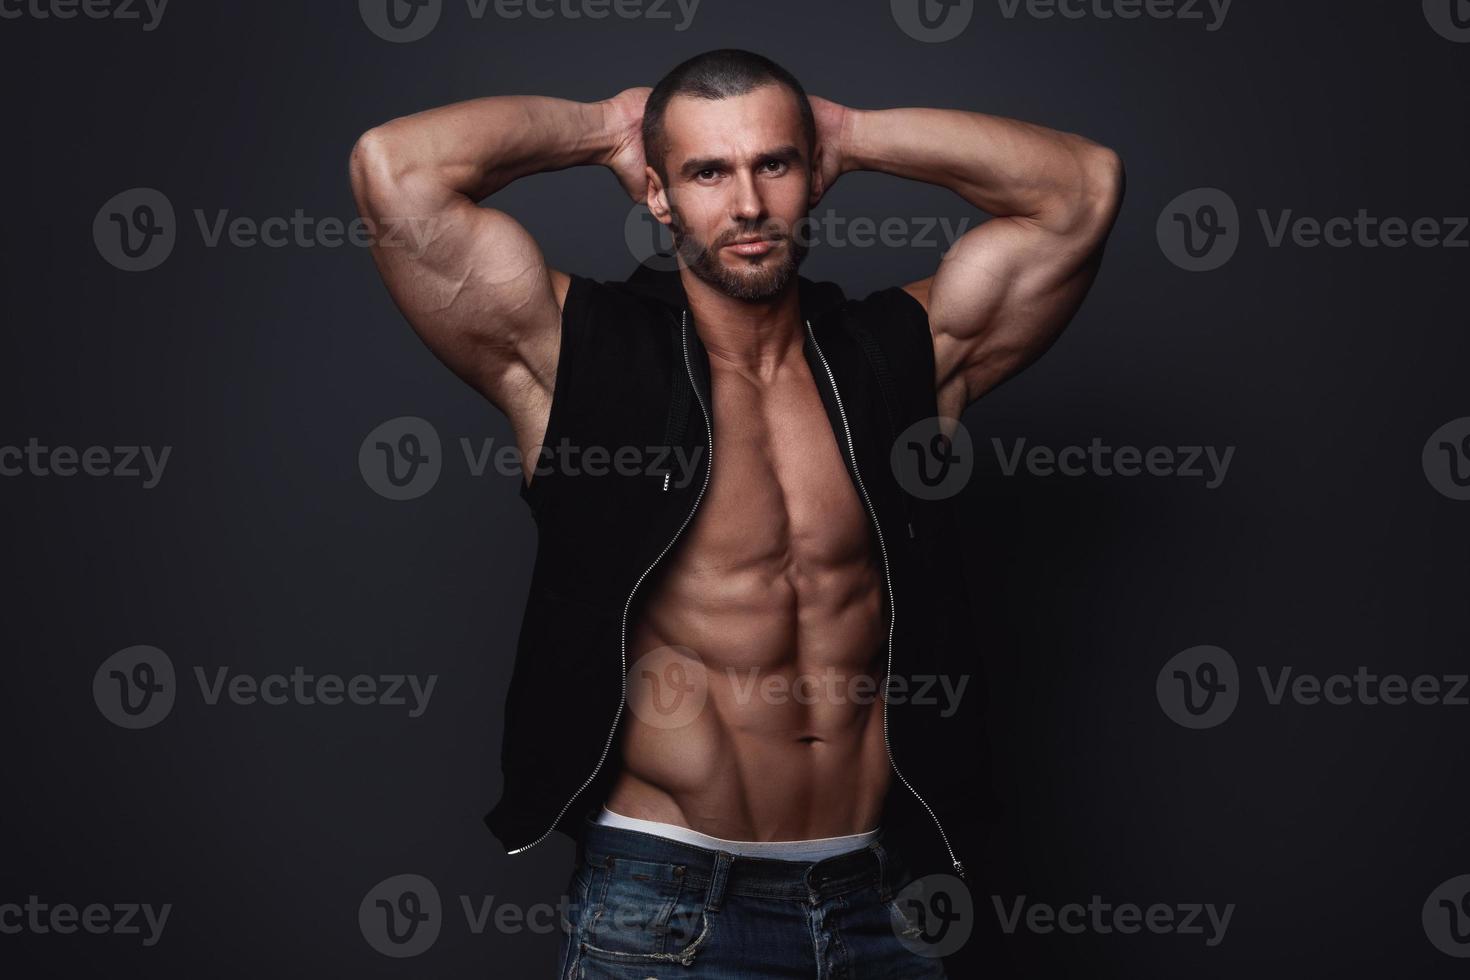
[576,812,905,908]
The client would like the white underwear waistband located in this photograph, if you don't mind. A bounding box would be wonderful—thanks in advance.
[595,806,880,862]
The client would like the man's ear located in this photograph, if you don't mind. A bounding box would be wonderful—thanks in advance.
[808,146,826,206]
[646,166,673,224]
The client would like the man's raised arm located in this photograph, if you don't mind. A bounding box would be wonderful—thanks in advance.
[811,98,1125,416]
[348,89,650,447]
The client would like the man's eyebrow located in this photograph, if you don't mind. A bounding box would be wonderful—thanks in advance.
[678,145,804,179]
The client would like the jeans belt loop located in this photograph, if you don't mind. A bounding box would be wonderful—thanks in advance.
[703,850,733,913]
[870,840,892,904]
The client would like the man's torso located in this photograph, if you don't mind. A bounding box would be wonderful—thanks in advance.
[604,324,894,840]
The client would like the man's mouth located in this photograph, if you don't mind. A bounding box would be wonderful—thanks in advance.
[723,238,780,257]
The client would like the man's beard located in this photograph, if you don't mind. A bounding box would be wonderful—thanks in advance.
[667,201,810,302]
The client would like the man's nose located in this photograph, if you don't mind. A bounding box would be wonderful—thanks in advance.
[730,171,764,221]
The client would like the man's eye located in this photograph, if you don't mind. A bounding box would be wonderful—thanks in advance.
[698,169,718,180]
[763,160,784,173]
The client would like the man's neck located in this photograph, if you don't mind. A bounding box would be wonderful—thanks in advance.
[680,269,805,381]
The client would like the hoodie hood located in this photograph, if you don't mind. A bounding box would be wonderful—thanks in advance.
[619,253,848,322]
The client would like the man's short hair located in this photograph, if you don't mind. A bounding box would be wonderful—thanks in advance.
[642,48,815,185]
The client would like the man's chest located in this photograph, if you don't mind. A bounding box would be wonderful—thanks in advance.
[673,362,876,580]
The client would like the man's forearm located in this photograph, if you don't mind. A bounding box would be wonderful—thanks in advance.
[355,95,621,204]
[840,106,1116,231]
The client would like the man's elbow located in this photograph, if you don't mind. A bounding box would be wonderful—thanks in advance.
[1034,142,1124,247]
[1072,144,1125,240]
[349,126,385,198]
[349,125,406,216]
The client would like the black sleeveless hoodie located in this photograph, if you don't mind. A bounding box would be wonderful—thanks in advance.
[484,258,996,881]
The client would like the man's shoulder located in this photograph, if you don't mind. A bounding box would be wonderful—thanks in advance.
[565,270,678,320]
[833,278,929,326]
[826,277,938,418]
[830,277,933,363]
[556,269,685,359]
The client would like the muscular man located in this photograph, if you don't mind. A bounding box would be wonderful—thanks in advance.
[351,48,1121,978]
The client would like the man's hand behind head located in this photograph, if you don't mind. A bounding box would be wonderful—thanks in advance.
[807,95,853,207]
[601,87,653,204]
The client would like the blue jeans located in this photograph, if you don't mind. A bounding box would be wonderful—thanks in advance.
[555,813,949,979]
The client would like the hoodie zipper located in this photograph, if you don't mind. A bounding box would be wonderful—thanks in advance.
[804,319,966,882]
[508,309,712,856]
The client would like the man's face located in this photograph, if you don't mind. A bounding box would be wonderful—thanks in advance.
[650,85,813,302]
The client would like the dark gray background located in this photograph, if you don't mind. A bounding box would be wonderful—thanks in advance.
[2,1,1468,976]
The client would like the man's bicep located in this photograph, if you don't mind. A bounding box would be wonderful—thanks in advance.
[911,211,1110,409]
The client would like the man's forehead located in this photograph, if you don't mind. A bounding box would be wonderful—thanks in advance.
[664,86,806,158]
